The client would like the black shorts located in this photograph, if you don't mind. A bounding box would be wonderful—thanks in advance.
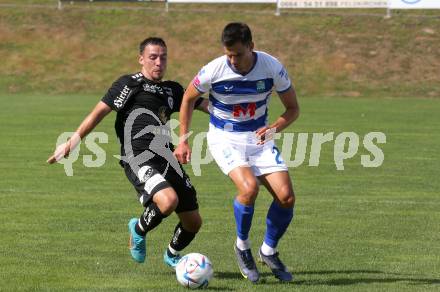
[123,162,198,213]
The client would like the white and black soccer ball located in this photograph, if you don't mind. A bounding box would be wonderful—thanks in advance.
[175,253,213,289]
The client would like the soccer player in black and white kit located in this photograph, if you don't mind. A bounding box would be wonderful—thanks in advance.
[48,37,209,267]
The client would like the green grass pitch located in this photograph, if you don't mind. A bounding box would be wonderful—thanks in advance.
[0,94,439,291]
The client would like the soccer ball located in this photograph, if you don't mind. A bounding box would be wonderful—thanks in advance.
[175,253,213,289]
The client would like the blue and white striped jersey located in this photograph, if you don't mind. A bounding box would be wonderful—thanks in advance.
[193,51,292,132]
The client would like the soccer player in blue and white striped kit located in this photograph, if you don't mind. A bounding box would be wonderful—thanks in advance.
[175,23,300,283]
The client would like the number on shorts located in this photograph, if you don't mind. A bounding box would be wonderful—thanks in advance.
[272,146,282,164]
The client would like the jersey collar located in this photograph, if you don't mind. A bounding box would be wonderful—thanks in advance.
[226,52,258,76]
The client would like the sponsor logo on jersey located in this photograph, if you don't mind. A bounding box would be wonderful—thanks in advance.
[143,83,164,95]
[224,85,234,92]
[114,85,131,109]
[193,76,201,88]
[233,103,256,118]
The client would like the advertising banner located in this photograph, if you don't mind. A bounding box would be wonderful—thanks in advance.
[278,1,387,8]
[389,0,440,9]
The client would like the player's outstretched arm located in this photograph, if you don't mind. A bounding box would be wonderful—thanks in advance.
[175,82,203,164]
[47,101,112,164]
[256,87,299,145]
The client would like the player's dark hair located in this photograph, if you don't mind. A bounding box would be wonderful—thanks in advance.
[139,37,167,54]
[221,22,253,47]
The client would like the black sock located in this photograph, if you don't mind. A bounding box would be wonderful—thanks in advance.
[134,221,146,237]
[169,223,197,252]
[167,248,176,258]
[135,202,166,236]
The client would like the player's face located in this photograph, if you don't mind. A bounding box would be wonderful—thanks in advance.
[139,44,167,82]
[224,41,254,74]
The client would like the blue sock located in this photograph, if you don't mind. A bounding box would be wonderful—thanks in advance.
[233,199,254,241]
[264,201,294,248]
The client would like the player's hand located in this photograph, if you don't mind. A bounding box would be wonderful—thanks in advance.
[47,140,72,164]
[174,142,191,164]
[255,127,276,145]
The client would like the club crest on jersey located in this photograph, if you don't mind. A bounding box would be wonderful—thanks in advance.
[256,80,266,92]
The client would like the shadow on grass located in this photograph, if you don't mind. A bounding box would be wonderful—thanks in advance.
[215,269,440,287]
[296,269,402,275]
[204,287,235,291]
[215,271,273,280]
[215,271,296,286]
[294,270,440,286]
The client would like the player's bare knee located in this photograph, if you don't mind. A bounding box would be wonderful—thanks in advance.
[277,186,295,208]
[166,195,179,213]
[281,195,295,208]
[155,193,178,215]
[238,180,259,203]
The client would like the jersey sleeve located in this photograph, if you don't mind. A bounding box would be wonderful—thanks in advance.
[270,57,292,94]
[170,82,185,112]
[167,81,204,112]
[192,65,212,94]
[101,75,140,112]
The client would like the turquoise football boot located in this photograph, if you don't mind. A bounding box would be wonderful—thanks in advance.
[128,218,146,263]
[163,250,182,269]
